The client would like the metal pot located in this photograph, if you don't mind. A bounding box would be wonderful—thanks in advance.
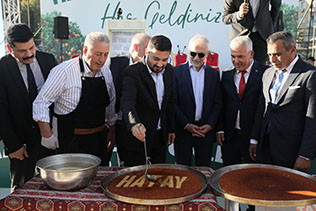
[36,153,101,190]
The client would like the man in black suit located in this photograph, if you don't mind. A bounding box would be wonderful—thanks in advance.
[119,35,175,166]
[173,34,221,166]
[0,23,57,190]
[251,31,316,172]
[216,36,267,166]
[222,0,281,63]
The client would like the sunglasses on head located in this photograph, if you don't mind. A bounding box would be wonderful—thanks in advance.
[190,51,206,58]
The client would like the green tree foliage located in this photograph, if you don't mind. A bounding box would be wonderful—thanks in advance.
[281,3,298,39]
[20,0,41,45]
[41,11,85,63]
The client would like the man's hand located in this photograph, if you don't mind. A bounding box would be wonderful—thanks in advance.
[249,143,257,161]
[106,125,116,151]
[198,124,212,135]
[239,2,249,18]
[131,123,146,142]
[185,124,205,137]
[41,134,59,150]
[168,133,175,145]
[294,157,311,173]
[9,146,28,160]
[216,132,224,146]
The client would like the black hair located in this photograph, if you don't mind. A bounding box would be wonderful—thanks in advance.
[6,23,34,47]
[307,57,315,62]
[147,35,172,52]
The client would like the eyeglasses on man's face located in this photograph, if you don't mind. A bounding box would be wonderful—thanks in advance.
[190,51,206,58]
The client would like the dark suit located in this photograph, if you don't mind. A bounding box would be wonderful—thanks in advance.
[119,58,175,166]
[253,57,316,168]
[173,63,222,166]
[219,61,267,165]
[0,51,57,189]
[110,56,129,113]
[222,0,281,63]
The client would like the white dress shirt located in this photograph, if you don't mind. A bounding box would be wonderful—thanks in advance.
[189,61,205,121]
[33,57,117,126]
[145,57,165,130]
[17,58,45,92]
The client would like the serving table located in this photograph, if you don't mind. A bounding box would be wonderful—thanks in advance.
[0,166,225,211]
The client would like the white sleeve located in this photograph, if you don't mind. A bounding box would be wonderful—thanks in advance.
[33,65,66,123]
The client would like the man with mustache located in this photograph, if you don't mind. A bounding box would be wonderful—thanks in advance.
[0,23,57,190]
[33,32,117,166]
[119,35,175,166]
[173,34,222,166]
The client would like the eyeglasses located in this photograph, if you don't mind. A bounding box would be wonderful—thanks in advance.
[190,51,206,58]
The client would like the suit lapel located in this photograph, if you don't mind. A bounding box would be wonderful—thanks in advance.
[242,61,259,99]
[228,68,239,100]
[183,63,196,104]
[36,51,48,79]
[264,67,275,103]
[275,58,302,104]
[140,58,159,109]
[6,55,31,108]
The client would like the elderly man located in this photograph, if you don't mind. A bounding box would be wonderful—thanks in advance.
[0,23,57,190]
[251,31,316,172]
[33,32,117,166]
[173,34,222,166]
[222,0,281,63]
[119,35,175,167]
[216,36,268,167]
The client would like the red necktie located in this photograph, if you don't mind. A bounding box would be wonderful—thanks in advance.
[239,71,246,99]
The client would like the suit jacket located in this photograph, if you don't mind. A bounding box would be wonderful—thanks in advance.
[173,63,222,136]
[253,57,316,163]
[0,51,57,154]
[120,58,175,152]
[218,61,267,142]
[110,56,129,112]
[222,0,281,40]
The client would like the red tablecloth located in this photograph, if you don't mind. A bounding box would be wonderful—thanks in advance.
[0,166,225,211]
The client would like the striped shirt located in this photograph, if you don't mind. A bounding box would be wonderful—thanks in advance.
[33,57,117,126]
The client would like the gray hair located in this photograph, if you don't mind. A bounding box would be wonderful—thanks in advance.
[267,31,296,51]
[230,36,253,52]
[84,32,109,48]
[188,34,210,51]
[129,33,151,53]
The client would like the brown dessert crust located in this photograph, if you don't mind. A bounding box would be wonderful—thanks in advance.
[107,168,203,199]
[219,168,316,200]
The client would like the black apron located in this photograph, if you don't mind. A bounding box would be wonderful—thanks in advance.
[56,57,110,165]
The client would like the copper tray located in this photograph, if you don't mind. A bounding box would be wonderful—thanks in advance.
[209,163,316,207]
[100,164,207,205]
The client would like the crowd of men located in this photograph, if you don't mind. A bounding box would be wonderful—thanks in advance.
[1,1,316,198]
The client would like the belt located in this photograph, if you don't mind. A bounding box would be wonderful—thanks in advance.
[74,124,108,135]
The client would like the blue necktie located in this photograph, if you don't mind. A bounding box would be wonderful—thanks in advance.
[270,70,285,104]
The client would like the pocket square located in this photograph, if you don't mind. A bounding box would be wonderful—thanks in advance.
[289,86,300,90]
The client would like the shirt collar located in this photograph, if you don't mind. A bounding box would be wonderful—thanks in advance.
[283,55,299,73]
[188,60,206,71]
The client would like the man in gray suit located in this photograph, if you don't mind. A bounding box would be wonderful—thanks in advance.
[223,0,281,63]
[251,32,316,173]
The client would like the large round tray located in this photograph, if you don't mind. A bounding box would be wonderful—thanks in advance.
[209,163,316,207]
[101,164,208,205]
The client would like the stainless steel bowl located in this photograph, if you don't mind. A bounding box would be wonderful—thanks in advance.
[36,153,101,190]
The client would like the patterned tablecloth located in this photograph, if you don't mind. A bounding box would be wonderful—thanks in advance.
[0,166,225,211]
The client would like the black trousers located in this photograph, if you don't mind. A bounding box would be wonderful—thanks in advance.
[9,145,55,191]
[119,130,166,167]
[249,32,268,64]
[221,129,253,166]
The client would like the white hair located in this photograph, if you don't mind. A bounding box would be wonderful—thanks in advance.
[129,33,151,53]
[230,36,253,52]
[188,34,210,51]
[84,32,109,48]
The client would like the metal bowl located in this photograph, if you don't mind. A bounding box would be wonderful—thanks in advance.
[36,153,101,190]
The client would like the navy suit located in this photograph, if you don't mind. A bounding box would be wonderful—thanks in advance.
[173,63,222,166]
[218,61,267,165]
